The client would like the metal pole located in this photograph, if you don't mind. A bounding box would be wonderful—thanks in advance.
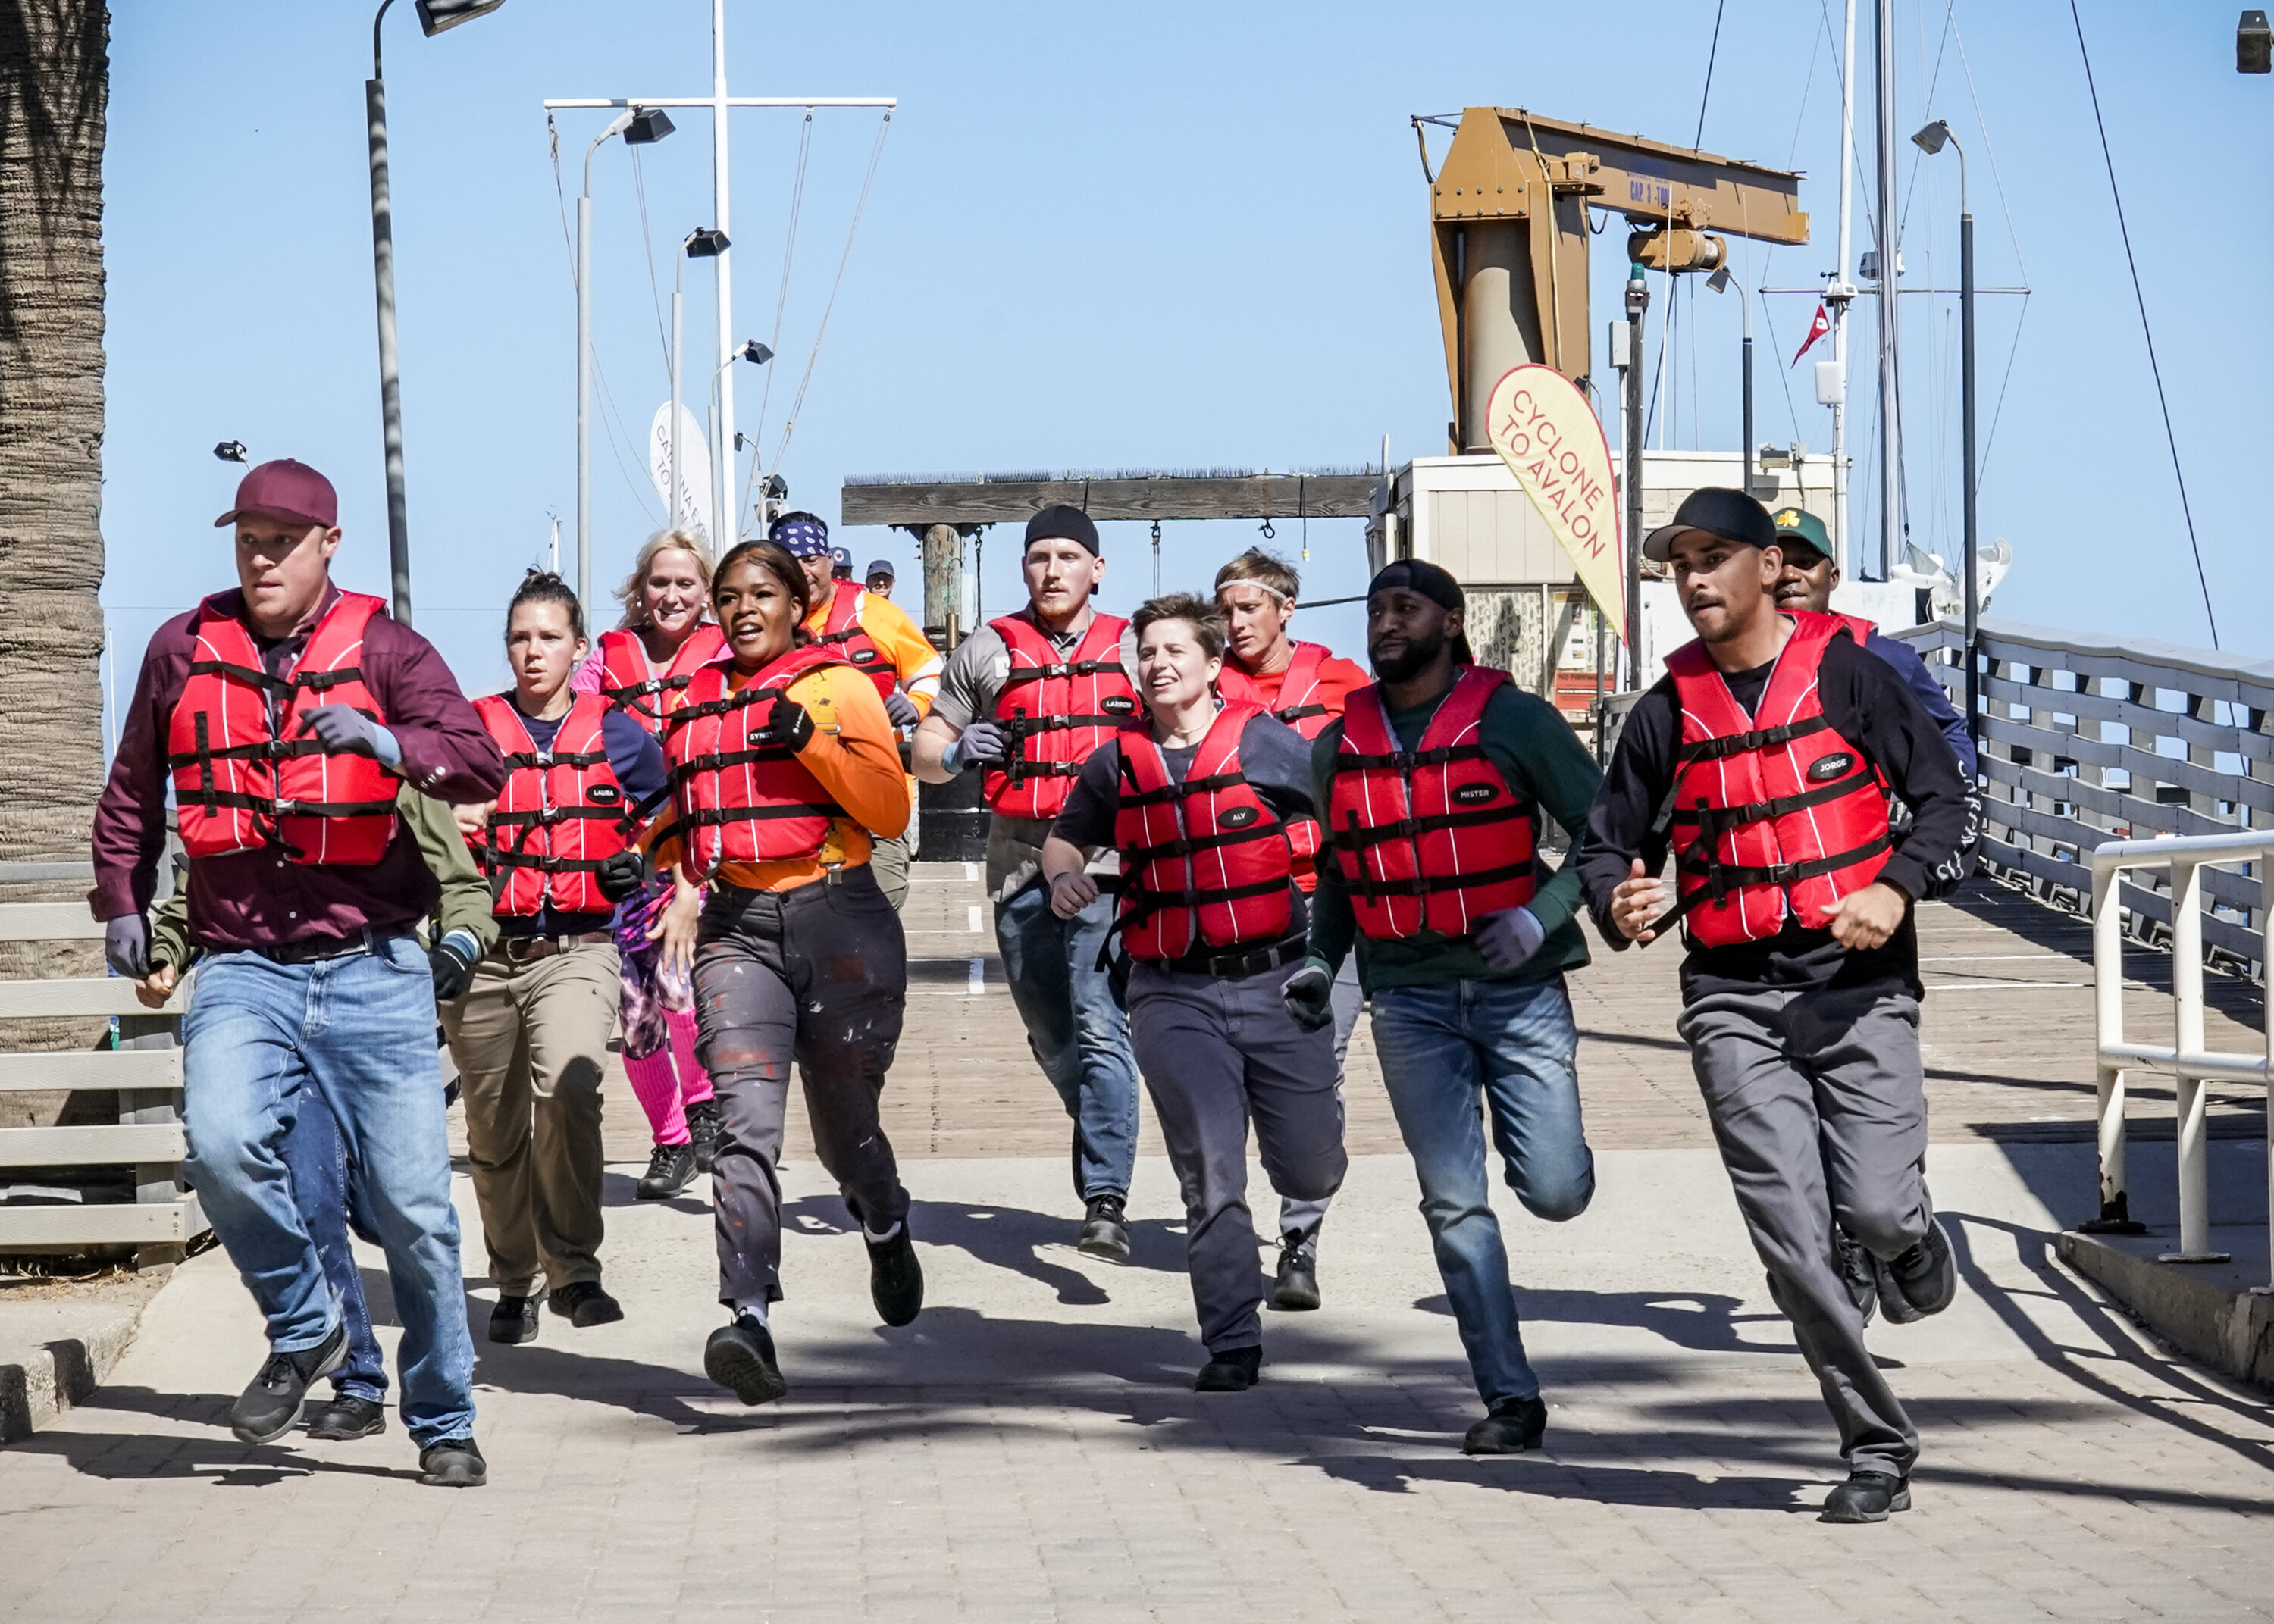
[1740,289,1754,498]
[1831,0,1857,577]
[2164,859,2228,1263]
[669,272,682,534]
[1875,0,1900,581]
[366,17,412,624]
[1623,267,1648,678]
[710,0,735,544]
[576,189,593,611]
[1960,176,1979,751]
[2088,857,2139,1230]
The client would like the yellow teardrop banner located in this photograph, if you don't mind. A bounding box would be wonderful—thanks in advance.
[1484,364,1627,643]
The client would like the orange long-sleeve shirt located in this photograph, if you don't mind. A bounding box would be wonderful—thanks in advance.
[650,662,910,894]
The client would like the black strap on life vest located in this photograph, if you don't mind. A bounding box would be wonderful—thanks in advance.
[499,747,612,772]
[1001,706,1125,788]
[185,658,370,699]
[1673,713,1833,765]
[1275,702,1328,726]
[1333,740,1493,774]
[1336,860,1537,903]
[1644,831,1896,937]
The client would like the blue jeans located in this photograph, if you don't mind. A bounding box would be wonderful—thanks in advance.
[182,934,475,1445]
[277,1091,386,1403]
[993,879,1139,1201]
[1369,974,1594,1409]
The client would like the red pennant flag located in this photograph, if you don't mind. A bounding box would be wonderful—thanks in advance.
[1791,301,1831,366]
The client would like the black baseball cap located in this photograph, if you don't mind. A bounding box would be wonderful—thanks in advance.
[1025,503,1100,555]
[1642,487,1779,562]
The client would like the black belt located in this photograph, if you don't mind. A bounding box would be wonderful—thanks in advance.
[248,928,389,965]
[1154,937,1309,981]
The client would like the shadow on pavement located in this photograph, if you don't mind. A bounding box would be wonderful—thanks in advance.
[1413,1288,1786,1356]
[779,1194,1189,1306]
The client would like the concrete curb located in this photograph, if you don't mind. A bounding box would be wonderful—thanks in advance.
[0,1275,164,1445]
[2056,1228,2274,1390]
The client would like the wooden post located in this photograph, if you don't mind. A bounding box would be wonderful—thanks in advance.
[920,523,963,643]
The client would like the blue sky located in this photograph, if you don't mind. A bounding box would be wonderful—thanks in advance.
[99,0,2271,712]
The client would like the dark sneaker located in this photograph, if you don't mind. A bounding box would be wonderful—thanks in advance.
[1876,1219,1958,1325]
[419,1436,487,1488]
[1078,1194,1131,1263]
[704,1316,788,1407]
[230,1324,348,1445]
[688,1101,724,1175]
[1272,1240,1321,1312]
[1462,1395,1548,1456]
[637,1141,698,1200]
[866,1226,924,1328]
[1820,1469,1910,1522]
[1837,1231,1878,1325]
[305,1393,386,1441]
[1194,1344,1262,1391]
[489,1294,540,1344]
[548,1281,625,1328]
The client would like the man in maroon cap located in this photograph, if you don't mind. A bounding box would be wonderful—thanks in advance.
[91,458,508,1487]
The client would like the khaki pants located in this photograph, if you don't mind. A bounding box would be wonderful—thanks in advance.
[443,942,619,1297]
[869,832,910,912]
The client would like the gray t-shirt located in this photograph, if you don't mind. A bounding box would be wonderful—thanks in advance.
[933,607,1142,901]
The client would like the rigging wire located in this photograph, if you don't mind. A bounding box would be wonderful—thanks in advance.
[748,111,814,471]
[547,114,662,526]
[1947,3,2031,486]
[2067,0,2218,646]
[629,143,671,370]
[1694,0,1727,147]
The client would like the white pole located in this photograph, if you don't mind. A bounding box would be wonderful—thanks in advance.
[669,273,682,532]
[1875,0,1900,582]
[1831,0,1857,579]
[576,188,593,612]
[711,0,735,545]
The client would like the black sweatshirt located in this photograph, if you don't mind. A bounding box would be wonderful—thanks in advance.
[1577,626,1978,1001]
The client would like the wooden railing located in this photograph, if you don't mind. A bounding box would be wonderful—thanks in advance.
[0,863,204,1263]
[1894,618,2273,981]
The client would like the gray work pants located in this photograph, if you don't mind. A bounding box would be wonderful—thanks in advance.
[1276,954,1362,1256]
[1128,961,1348,1354]
[693,867,910,1309]
[1676,983,1931,1478]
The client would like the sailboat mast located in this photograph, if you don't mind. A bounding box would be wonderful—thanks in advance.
[1874,0,1900,580]
[1831,0,1858,576]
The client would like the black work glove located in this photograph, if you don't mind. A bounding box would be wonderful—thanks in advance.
[1280,959,1335,1033]
[764,699,816,752]
[105,914,152,979]
[595,850,647,903]
[429,928,481,1003]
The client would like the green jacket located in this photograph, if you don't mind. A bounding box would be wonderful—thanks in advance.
[149,787,499,972]
[1308,676,1602,993]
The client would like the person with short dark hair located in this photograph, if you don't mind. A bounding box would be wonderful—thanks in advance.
[92,458,506,1486]
[1294,558,1604,1457]
[643,539,921,1406]
[864,559,897,599]
[1041,594,1346,1390]
[914,505,1147,1260]
[1580,487,1975,1523]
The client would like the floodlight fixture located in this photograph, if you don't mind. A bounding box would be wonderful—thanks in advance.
[623,107,676,145]
[214,440,249,464]
[738,340,773,366]
[1705,266,1732,294]
[1910,119,1951,155]
[684,227,731,258]
[2243,11,2273,72]
[415,0,506,36]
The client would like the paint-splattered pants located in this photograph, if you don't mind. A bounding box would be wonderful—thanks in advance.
[691,865,909,1309]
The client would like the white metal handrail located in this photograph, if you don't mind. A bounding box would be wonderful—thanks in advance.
[2090,831,2274,1277]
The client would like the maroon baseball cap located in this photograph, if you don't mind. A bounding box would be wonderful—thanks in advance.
[214,459,337,530]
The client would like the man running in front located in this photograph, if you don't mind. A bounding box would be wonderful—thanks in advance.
[1580,487,1974,1524]
[1292,559,1602,1456]
[91,458,506,1486]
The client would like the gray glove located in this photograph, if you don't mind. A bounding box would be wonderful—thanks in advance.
[947,719,1007,771]
[1280,960,1335,1032]
[883,690,921,729]
[104,913,151,979]
[1474,906,1546,975]
[299,703,401,766]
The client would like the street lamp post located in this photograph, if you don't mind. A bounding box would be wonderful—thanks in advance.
[705,340,772,542]
[367,0,507,626]
[1913,118,1978,752]
[575,106,675,611]
[673,228,730,537]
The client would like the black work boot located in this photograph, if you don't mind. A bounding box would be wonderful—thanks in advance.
[1078,1193,1131,1263]
[637,1141,698,1200]
[866,1225,924,1328]
[305,1393,386,1441]
[548,1281,625,1328]
[1820,1469,1911,1522]
[1837,1231,1878,1325]
[230,1324,349,1445]
[489,1294,540,1344]
[1272,1238,1321,1311]
[1462,1395,1548,1456]
[687,1101,725,1175]
[419,1435,487,1488]
[1194,1344,1262,1391]
[1876,1219,1958,1325]
[705,1316,788,1407]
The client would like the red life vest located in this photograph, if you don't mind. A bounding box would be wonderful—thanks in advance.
[1327,665,1536,940]
[985,612,1139,820]
[1661,612,1893,947]
[166,590,399,866]
[1112,704,1295,961]
[1218,641,1340,885]
[597,624,727,736]
[471,693,634,918]
[809,586,897,699]
[660,644,850,883]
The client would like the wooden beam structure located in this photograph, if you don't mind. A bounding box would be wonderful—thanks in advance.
[841,469,1382,530]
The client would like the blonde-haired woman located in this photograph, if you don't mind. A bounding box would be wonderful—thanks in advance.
[572,528,727,1199]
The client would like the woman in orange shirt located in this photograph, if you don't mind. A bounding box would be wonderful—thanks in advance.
[647,539,918,1407]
